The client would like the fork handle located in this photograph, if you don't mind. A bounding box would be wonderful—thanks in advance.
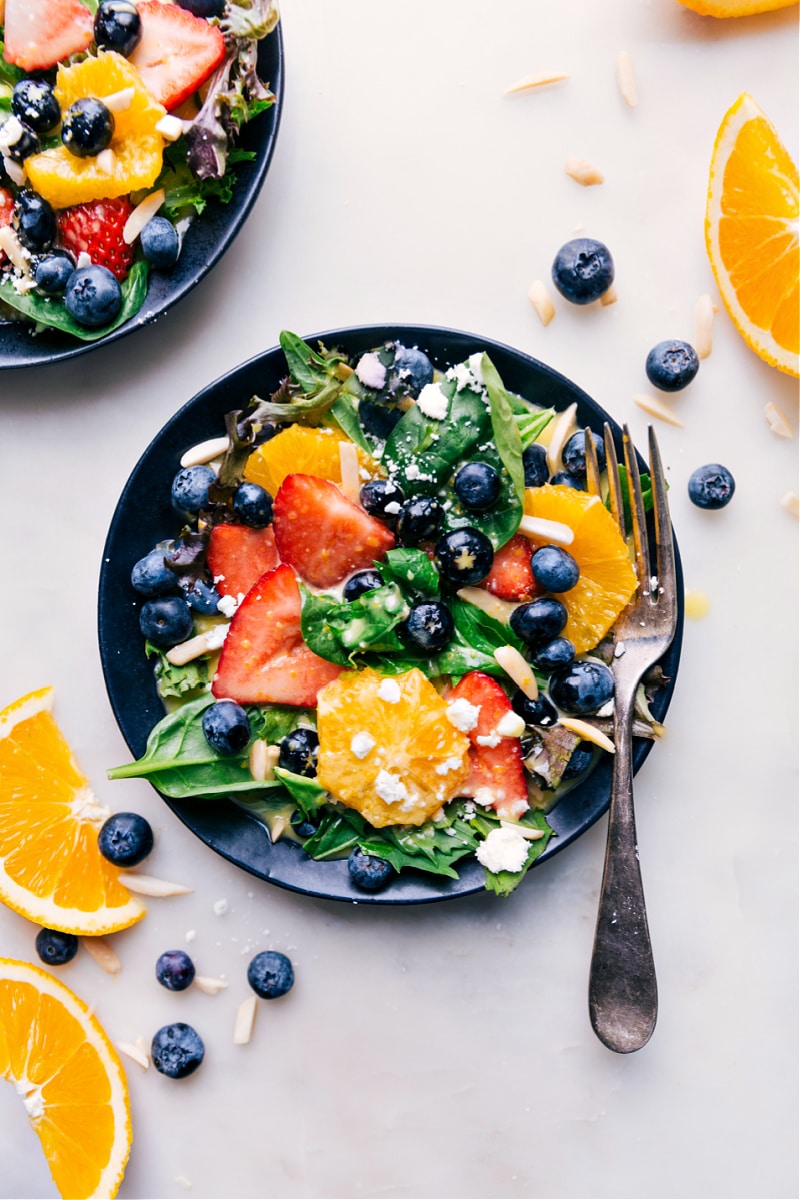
[588,690,657,1053]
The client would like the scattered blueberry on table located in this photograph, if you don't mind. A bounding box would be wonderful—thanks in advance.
[98,812,154,867]
[35,929,79,967]
[551,237,615,305]
[151,1023,205,1079]
[646,340,700,392]
[247,951,295,999]
[155,950,196,992]
[688,464,736,509]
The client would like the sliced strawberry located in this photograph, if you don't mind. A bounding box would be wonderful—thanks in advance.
[207,524,279,600]
[129,2,227,111]
[56,198,136,282]
[483,534,540,601]
[0,188,14,266]
[2,0,93,72]
[212,563,342,707]
[273,474,396,589]
[449,671,529,821]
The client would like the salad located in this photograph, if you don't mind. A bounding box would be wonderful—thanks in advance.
[108,330,667,898]
[0,0,278,342]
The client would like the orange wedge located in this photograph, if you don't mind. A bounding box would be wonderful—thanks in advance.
[0,957,132,1200]
[523,485,637,653]
[244,425,381,496]
[316,668,470,827]
[705,93,799,377]
[675,0,796,14]
[0,687,145,935]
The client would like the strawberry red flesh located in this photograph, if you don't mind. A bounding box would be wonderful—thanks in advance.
[129,2,227,111]
[56,198,135,282]
[273,474,396,589]
[483,533,540,601]
[207,524,279,600]
[2,0,94,73]
[0,189,14,265]
[212,563,342,707]
[449,671,529,821]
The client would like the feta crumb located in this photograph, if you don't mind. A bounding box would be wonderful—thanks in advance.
[383,500,401,515]
[476,826,530,874]
[446,362,481,393]
[186,929,197,943]
[471,787,496,808]
[217,594,240,618]
[377,678,401,704]
[212,898,229,916]
[446,697,480,732]
[355,352,387,390]
[405,462,422,480]
[375,769,407,805]
[476,733,502,748]
[416,382,449,420]
[595,700,614,718]
[614,641,626,657]
[435,756,463,775]
[350,731,376,759]
[467,353,485,384]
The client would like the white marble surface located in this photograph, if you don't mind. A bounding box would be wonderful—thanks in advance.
[1,2,798,1198]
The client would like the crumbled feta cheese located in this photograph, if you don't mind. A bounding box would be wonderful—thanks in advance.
[471,787,496,808]
[614,641,626,657]
[383,500,401,515]
[355,352,387,390]
[212,898,229,916]
[467,353,485,384]
[375,769,407,805]
[435,755,463,775]
[446,362,481,393]
[595,700,614,718]
[405,462,422,480]
[416,382,449,420]
[350,731,376,759]
[476,733,502,748]
[446,697,481,732]
[377,678,401,703]
[76,251,93,269]
[476,826,530,874]
[217,594,240,618]
[0,116,24,152]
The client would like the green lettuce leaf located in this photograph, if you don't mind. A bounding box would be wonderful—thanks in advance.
[0,260,149,342]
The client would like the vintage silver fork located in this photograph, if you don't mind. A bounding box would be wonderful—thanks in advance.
[583,423,678,1053]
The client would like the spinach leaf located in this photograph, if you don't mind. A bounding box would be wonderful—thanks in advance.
[514,407,556,450]
[450,595,525,657]
[328,394,374,455]
[358,808,480,879]
[0,48,25,88]
[478,810,555,897]
[280,329,330,393]
[272,768,327,817]
[0,260,149,342]
[481,354,525,508]
[302,808,366,860]
[299,592,353,667]
[378,548,440,599]
[301,583,409,665]
[248,706,313,744]
[246,332,350,426]
[610,465,655,532]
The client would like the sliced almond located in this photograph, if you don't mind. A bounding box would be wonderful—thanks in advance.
[95,148,116,176]
[233,995,258,1045]
[103,87,135,114]
[194,975,229,996]
[545,402,578,475]
[0,225,30,273]
[338,441,361,504]
[564,156,604,186]
[600,283,618,307]
[82,937,121,974]
[180,435,230,468]
[684,589,711,619]
[781,491,799,519]
[118,1040,150,1070]
[456,587,518,624]
[121,873,193,897]
[616,51,638,108]
[155,114,184,141]
[504,71,569,95]
[495,710,526,738]
[764,402,793,439]
[500,820,544,840]
[632,393,684,427]
[557,717,616,754]
[528,280,556,326]
[517,513,575,546]
[694,293,714,359]
[494,645,538,700]
[166,623,230,666]
[249,740,280,782]
[123,188,165,244]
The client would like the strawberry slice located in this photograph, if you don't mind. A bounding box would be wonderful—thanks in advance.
[273,474,396,589]
[2,0,93,72]
[56,198,136,282]
[212,563,342,707]
[0,189,14,266]
[483,534,539,601]
[129,2,227,111]
[449,671,529,821]
[207,524,279,600]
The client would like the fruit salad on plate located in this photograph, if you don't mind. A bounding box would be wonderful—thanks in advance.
[108,331,668,897]
[0,0,278,341]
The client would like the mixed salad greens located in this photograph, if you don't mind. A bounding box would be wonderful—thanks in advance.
[108,331,665,897]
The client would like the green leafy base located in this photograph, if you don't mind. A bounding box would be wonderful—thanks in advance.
[0,261,149,342]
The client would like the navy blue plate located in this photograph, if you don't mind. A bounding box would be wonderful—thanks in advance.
[98,325,684,904]
[0,24,283,369]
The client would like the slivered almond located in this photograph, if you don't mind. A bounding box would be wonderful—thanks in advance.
[564,156,604,186]
[781,491,799,518]
[95,148,116,175]
[684,589,711,619]
[249,739,280,782]
[557,717,616,754]
[103,87,135,114]
[528,280,556,326]
[180,435,230,467]
[600,284,618,306]
[456,587,517,624]
[764,402,792,438]
[194,975,229,996]
[616,51,638,108]
[694,293,714,359]
[632,393,684,427]
[123,188,165,244]
[166,623,230,666]
[82,937,121,974]
[500,820,544,840]
[121,873,192,897]
[233,995,258,1045]
[118,1040,150,1070]
[504,71,569,95]
[494,645,538,700]
[495,710,526,738]
[517,514,575,546]
[545,402,578,475]
[338,441,361,503]
[155,114,184,141]
[0,225,30,273]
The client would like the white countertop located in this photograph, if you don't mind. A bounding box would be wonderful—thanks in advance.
[1,2,798,1198]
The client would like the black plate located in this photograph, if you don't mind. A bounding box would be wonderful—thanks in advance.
[0,25,283,370]
[98,325,684,904]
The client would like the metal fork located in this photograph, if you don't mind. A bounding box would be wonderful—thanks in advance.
[583,423,678,1053]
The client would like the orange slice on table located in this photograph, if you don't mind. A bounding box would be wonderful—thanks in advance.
[675,0,796,15]
[25,51,166,209]
[244,424,381,496]
[316,668,471,828]
[0,687,145,935]
[0,957,132,1200]
[523,484,637,653]
[705,93,799,377]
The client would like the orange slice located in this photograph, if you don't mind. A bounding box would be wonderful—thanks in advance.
[675,0,796,14]
[523,485,637,653]
[316,668,470,827]
[244,425,381,496]
[705,93,799,377]
[25,51,166,209]
[0,957,131,1200]
[0,687,145,935]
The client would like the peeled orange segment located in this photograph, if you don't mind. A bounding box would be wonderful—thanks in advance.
[705,93,799,377]
[0,957,132,1200]
[523,485,637,653]
[243,425,381,496]
[25,51,166,209]
[316,668,471,828]
[675,0,796,14]
[0,687,145,935]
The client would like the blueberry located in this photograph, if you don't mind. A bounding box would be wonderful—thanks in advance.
[232,482,273,528]
[34,251,75,295]
[549,660,615,715]
[14,190,56,252]
[551,237,615,305]
[348,845,394,892]
[359,399,404,440]
[392,345,434,395]
[562,742,596,780]
[181,576,222,614]
[98,812,154,867]
[435,527,494,586]
[155,950,196,992]
[549,471,585,490]
[399,600,454,652]
[511,690,558,728]
[687,463,735,510]
[64,265,122,328]
[35,928,79,966]
[139,595,193,648]
[561,430,606,479]
[61,98,115,158]
[530,545,580,592]
[290,810,319,839]
[278,727,319,777]
[175,0,226,16]
[359,478,405,525]
[645,340,700,392]
[397,497,444,546]
[131,546,177,596]
[171,465,216,514]
[94,0,143,57]
[11,80,61,134]
[139,215,180,268]
[202,700,251,756]
[509,597,568,648]
[0,117,40,162]
[532,637,576,672]
[453,462,501,512]
[151,1023,204,1079]
[247,950,295,999]
[343,569,384,601]
[522,443,549,487]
